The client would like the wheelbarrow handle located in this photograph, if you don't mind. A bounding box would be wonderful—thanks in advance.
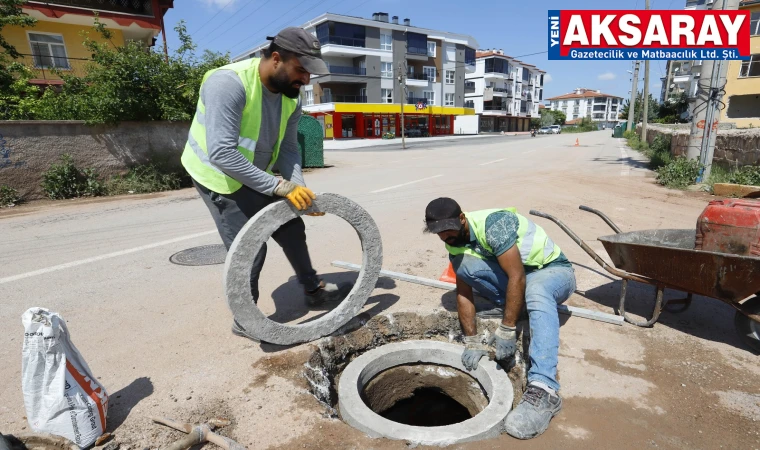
[529,210,653,286]
[578,205,623,234]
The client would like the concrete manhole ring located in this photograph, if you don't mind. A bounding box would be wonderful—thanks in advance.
[338,340,514,445]
[169,244,227,266]
[224,193,383,345]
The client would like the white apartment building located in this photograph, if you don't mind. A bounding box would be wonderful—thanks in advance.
[459,50,545,133]
[233,12,478,139]
[546,88,624,128]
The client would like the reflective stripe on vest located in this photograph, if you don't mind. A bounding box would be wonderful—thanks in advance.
[445,208,562,269]
[181,58,298,194]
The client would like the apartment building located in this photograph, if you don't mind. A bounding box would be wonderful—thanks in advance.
[547,88,624,128]
[2,0,173,85]
[234,12,478,139]
[719,0,760,127]
[460,50,545,133]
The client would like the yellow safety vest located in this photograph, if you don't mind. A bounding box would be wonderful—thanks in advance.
[181,58,298,194]
[446,208,562,269]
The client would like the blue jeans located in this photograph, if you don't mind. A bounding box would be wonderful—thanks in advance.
[451,254,576,392]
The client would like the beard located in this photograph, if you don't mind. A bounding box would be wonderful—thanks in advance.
[270,68,302,99]
[445,226,469,247]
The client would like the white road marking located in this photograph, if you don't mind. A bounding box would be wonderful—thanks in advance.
[479,158,507,166]
[0,230,217,285]
[620,146,630,176]
[370,174,444,193]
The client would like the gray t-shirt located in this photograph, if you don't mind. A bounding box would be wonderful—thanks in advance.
[199,69,305,195]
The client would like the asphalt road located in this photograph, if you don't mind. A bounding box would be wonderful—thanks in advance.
[2,130,759,449]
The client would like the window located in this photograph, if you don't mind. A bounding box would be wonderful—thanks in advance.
[464,47,475,66]
[740,54,760,77]
[305,90,314,106]
[464,100,474,108]
[445,70,455,84]
[427,41,436,57]
[424,90,435,105]
[445,93,455,106]
[322,88,332,103]
[316,21,366,47]
[381,62,393,78]
[380,33,392,51]
[423,66,436,82]
[407,32,427,55]
[751,12,760,36]
[446,45,456,62]
[28,33,69,69]
[381,88,393,104]
[484,57,509,75]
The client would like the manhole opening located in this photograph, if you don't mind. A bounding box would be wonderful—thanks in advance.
[361,363,488,427]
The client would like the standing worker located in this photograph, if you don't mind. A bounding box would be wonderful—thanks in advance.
[182,28,352,340]
[423,197,576,440]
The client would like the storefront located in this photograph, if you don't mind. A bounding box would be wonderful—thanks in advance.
[306,103,474,139]
[479,115,531,133]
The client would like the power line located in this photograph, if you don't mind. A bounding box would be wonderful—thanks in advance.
[192,0,236,35]
[223,0,319,53]
[195,0,281,47]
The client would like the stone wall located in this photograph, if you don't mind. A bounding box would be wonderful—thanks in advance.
[641,124,760,167]
[0,121,190,200]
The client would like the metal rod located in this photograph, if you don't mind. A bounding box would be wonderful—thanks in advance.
[578,205,623,234]
[331,261,624,326]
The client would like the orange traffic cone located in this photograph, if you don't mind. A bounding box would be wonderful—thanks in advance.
[439,262,456,283]
[574,138,579,147]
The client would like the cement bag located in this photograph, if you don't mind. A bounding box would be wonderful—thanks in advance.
[21,308,108,448]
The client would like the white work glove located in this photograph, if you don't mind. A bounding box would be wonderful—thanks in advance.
[462,335,490,371]
[488,324,517,361]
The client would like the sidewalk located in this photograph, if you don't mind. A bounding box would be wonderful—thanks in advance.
[323,132,529,150]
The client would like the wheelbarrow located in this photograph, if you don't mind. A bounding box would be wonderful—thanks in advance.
[530,206,760,352]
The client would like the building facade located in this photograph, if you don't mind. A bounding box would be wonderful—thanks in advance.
[462,50,545,133]
[719,0,760,128]
[234,12,478,139]
[2,0,173,85]
[546,88,623,128]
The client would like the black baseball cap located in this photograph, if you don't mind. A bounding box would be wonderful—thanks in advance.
[267,27,329,75]
[425,198,463,234]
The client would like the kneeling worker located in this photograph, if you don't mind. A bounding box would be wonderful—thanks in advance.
[424,197,576,439]
[182,28,351,340]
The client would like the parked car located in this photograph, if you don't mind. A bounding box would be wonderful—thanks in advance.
[538,127,551,134]
[550,125,562,134]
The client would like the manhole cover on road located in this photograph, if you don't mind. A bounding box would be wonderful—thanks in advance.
[169,244,227,266]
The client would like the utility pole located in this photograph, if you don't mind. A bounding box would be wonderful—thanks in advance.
[626,60,641,132]
[398,62,406,149]
[160,16,169,63]
[641,0,651,142]
[687,0,741,182]
[663,60,674,104]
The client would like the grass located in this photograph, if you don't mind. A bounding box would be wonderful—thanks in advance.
[707,164,760,194]
[105,163,190,195]
[0,185,20,207]
[625,131,700,189]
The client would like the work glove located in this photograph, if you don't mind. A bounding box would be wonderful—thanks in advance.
[462,334,490,371]
[488,323,517,361]
[273,180,316,211]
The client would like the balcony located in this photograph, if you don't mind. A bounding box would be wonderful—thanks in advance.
[328,65,366,76]
[464,82,476,94]
[322,95,367,103]
[407,46,428,56]
[17,54,90,83]
[28,0,154,16]
[407,96,430,105]
[318,36,365,48]
[407,72,432,87]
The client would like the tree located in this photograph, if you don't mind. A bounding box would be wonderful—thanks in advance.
[657,92,689,122]
[0,0,36,58]
[620,94,659,122]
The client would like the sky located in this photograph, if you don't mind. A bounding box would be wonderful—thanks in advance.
[159,0,686,102]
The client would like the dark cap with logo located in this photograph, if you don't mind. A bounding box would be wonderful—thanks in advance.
[425,198,463,234]
[267,27,329,75]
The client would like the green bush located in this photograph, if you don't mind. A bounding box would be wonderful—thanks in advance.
[0,185,20,207]
[106,163,189,195]
[728,165,760,186]
[644,135,672,170]
[656,157,701,189]
[41,154,105,199]
[623,130,636,140]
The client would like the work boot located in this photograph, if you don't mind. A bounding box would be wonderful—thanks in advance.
[476,306,504,319]
[305,281,353,307]
[504,383,563,440]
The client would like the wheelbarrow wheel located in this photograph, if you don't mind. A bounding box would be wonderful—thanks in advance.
[735,296,760,354]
